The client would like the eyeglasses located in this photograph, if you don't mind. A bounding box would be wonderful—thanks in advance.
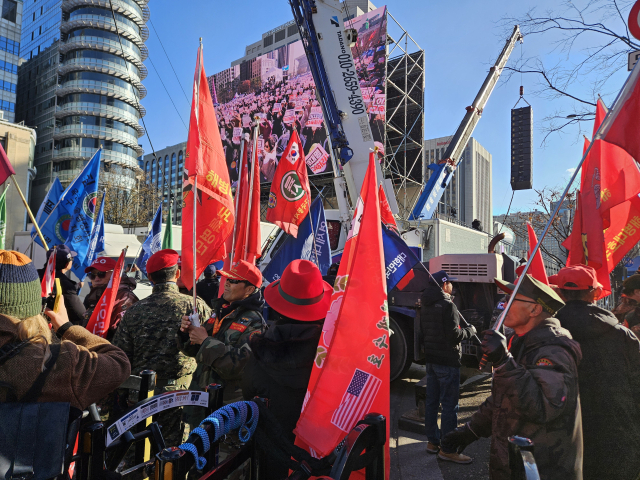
[504,295,539,306]
[226,278,244,285]
[87,270,112,280]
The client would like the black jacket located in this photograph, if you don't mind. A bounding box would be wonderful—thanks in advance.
[556,301,640,480]
[196,277,220,307]
[37,268,86,326]
[242,321,322,478]
[420,285,474,367]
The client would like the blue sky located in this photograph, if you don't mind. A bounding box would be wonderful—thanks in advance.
[140,0,633,215]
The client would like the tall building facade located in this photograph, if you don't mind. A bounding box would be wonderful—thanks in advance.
[141,141,185,224]
[16,0,149,212]
[424,136,493,234]
[0,0,22,123]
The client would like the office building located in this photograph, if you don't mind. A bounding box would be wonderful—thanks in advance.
[424,136,493,234]
[0,119,36,248]
[230,0,376,67]
[0,0,22,123]
[16,0,150,213]
[141,141,185,224]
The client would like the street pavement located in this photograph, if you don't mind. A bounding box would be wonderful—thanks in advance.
[390,363,492,480]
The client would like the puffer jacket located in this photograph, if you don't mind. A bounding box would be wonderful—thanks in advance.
[82,275,139,341]
[242,320,322,480]
[556,301,640,480]
[0,315,131,410]
[420,285,475,367]
[469,318,583,480]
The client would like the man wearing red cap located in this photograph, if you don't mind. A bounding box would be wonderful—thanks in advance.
[81,256,139,342]
[113,249,211,449]
[554,265,640,480]
[242,259,331,479]
[179,259,265,412]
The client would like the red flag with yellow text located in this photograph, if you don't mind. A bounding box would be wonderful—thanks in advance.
[85,248,126,337]
[266,130,310,237]
[294,155,390,479]
[233,140,261,265]
[182,46,235,290]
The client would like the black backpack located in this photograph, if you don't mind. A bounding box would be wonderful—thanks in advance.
[0,339,82,480]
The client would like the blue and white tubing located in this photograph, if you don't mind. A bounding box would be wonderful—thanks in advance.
[178,401,259,470]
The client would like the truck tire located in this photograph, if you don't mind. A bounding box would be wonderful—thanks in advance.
[390,316,413,382]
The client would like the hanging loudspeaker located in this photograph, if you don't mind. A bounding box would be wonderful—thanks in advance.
[511,106,533,191]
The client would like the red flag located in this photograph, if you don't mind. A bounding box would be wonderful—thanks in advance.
[0,142,16,186]
[266,130,310,237]
[562,138,590,265]
[294,155,390,479]
[85,249,126,338]
[232,140,261,265]
[41,246,56,297]
[526,223,549,285]
[182,46,235,290]
[379,184,398,233]
[595,61,640,164]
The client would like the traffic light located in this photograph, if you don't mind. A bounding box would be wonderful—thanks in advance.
[511,106,533,190]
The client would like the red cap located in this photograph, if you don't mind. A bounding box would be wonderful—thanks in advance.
[548,274,559,286]
[84,256,117,273]
[219,260,262,287]
[146,249,179,274]
[556,265,599,290]
[264,260,332,321]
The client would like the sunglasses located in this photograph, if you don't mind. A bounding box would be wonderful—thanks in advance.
[87,270,112,280]
[226,278,245,285]
[504,295,539,306]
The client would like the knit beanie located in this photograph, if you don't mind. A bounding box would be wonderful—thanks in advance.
[0,250,42,319]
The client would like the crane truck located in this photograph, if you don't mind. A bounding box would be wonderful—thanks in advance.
[259,1,524,380]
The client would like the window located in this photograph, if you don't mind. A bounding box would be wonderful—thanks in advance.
[275,29,286,42]
[1,0,17,23]
[263,35,273,48]
[151,159,156,182]
[171,153,176,185]
[288,25,297,37]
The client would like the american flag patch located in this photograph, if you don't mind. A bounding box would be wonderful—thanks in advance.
[331,369,381,432]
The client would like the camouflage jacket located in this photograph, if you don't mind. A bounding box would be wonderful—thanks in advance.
[469,318,583,480]
[178,289,265,401]
[112,282,211,381]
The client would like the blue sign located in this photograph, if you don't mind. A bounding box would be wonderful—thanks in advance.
[263,196,331,283]
[282,65,289,71]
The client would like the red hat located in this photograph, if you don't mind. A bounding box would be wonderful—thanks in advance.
[264,259,332,321]
[556,265,599,290]
[146,249,179,274]
[84,256,117,273]
[548,274,559,286]
[219,260,262,287]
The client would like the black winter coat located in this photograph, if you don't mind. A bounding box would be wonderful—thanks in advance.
[556,300,640,480]
[196,277,220,307]
[420,285,475,367]
[242,321,322,479]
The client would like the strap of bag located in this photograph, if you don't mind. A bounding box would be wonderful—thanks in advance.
[10,404,39,480]
[20,343,61,403]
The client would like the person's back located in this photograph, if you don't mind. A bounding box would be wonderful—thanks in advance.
[195,275,219,307]
[556,300,640,480]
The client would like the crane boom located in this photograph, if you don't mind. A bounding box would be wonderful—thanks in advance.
[410,25,523,221]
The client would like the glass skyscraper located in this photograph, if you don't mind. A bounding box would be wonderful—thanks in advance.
[16,0,149,212]
[0,0,23,123]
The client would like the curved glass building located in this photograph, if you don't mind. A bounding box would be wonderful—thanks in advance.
[17,0,149,210]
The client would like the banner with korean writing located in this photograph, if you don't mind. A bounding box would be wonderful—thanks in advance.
[210,5,388,184]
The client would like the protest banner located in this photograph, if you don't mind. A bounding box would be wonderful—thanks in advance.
[283,109,296,124]
[306,143,330,174]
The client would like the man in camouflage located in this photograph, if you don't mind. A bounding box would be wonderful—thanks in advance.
[178,259,265,426]
[443,274,583,480]
[112,249,210,448]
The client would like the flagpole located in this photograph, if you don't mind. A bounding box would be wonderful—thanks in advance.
[307,192,320,268]
[230,138,246,264]
[193,39,203,314]
[244,117,259,262]
[11,175,48,250]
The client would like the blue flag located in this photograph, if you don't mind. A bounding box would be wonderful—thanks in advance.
[136,204,163,275]
[64,149,102,279]
[85,190,106,269]
[32,177,65,247]
[382,223,420,290]
[263,196,332,283]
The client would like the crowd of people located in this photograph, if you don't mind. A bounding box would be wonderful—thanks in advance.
[2,242,640,480]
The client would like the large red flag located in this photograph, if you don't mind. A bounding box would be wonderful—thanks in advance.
[563,138,590,266]
[232,140,261,265]
[266,130,310,237]
[595,61,640,163]
[295,155,390,479]
[0,142,16,186]
[379,184,398,233]
[85,249,126,337]
[526,223,549,285]
[182,46,235,290]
